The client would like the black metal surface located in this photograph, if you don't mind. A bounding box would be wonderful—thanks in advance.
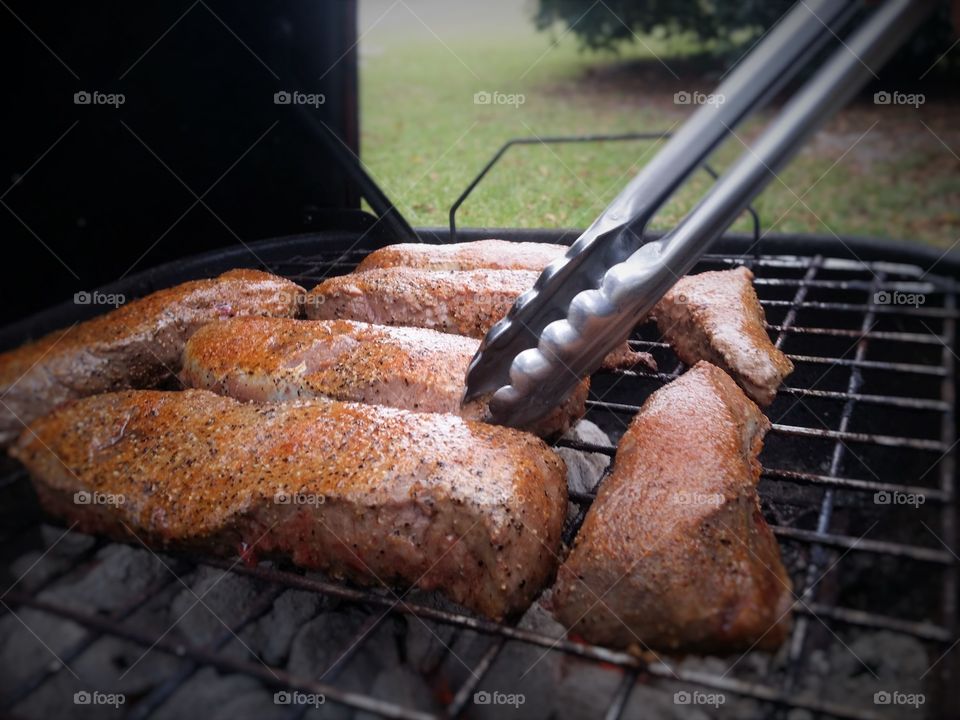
[0,0,365,326]
[291,100,418,244]
[0,231,957,720]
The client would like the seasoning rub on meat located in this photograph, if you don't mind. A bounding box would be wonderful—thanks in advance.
[549,361,792,654]
[305,267,657,372]
[11,389,568,620]
[654,266,793,406]
[180,317,588,437]
[306,267,541,338]
[355,239,568,273]
[342,242,791,401]
[0,269,304,447]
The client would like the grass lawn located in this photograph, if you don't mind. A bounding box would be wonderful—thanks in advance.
[358,1,960,248]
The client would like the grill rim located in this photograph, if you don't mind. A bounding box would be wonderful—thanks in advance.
[0,229,957,720]
[2,228,958,351]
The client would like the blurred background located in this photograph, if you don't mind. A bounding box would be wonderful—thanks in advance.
[358,0,960,245]
[2,1,958,326]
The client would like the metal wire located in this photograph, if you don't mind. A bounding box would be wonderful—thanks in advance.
[446,131,763,247]
[0,248,956,720]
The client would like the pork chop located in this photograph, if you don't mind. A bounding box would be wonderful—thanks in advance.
[0,269,303,447]
[180,317,588,437]
[549,361,792,654]
[305,268,657,372]
[653,266,793,406]
[11,389,568,620]
[355,239,568,273]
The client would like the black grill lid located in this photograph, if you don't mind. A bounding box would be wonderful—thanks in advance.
[0,0,413,324]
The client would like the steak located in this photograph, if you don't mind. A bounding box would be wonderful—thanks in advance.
[305,268,656,372]
[355,239,568,272]
[307,267,540,338]
[654,266,793,406]
[180,317,588,437]
[10,389,568,620]
[0,269,303,447]
[549,361,793,654]
[334,247,791,394]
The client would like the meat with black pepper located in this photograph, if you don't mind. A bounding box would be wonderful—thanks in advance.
[653,266,793,406]
[180,317,587,438]
[0,269,303,447]
[305,267,656,372]
[355,239,568,272]
[549,361,792,654]
[11,389,568,620]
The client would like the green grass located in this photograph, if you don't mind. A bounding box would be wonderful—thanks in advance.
[359,12,960,247]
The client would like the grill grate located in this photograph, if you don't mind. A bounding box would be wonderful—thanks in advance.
[1,246,957,720]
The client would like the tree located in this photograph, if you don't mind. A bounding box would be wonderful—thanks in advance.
[533,0,959,82]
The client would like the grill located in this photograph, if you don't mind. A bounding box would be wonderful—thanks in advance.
[0,231,956,720]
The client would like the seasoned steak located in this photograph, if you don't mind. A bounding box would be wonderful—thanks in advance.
[355,239,568,273]
[305,267,656,372]
[653,266,793,406]
[549,361,792,654]
[180,317,588,437]
[307,267,540,338]
[347,243,792,401]
[0,269,303,447]
[11,389,568,620]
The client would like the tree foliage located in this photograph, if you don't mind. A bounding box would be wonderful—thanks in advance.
[533,0,959,81]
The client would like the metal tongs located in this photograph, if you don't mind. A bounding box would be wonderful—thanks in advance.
[464,0,935,429]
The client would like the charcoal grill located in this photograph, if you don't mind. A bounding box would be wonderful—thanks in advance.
[0,226,957,720]
[2,1,958,715]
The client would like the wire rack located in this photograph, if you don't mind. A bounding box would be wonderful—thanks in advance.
[1,246,957,720]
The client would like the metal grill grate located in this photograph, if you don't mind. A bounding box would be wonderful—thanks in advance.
[1,246,957,720]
